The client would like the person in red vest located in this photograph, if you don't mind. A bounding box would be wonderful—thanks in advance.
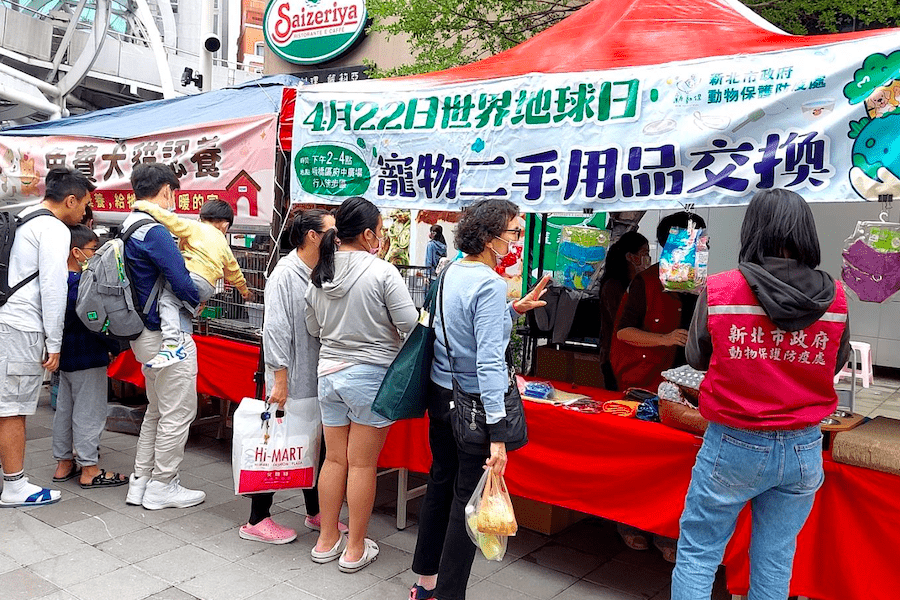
[671,189,851,600]
[611,211,707,393]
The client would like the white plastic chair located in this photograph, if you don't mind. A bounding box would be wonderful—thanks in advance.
[834,341,874,389]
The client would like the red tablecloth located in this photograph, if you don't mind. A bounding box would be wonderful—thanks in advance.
[108,334,260,402]
[109,337,900,600]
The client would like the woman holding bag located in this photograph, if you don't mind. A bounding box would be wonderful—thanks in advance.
[238,209,344,544]
[306,196,418,573]
[409,198,549,600]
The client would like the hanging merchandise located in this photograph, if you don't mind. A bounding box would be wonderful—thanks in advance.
[842,209,900,303]
[556,226,610,290]
[659,220,709,294]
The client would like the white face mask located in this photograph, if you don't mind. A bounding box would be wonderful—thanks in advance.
[366,230,383,255]
[491,236,514,262]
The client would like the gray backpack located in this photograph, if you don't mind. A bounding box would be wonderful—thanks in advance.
[76,218,161,341]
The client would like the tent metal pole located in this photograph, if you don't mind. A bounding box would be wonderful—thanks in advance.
[537,213,548,280]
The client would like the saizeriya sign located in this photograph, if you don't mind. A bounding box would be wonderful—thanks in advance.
[264,0,367,65]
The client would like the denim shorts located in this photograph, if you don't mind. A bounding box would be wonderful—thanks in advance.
[318,363,393,428]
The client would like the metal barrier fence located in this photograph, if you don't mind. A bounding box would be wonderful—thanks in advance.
[396,265,431,309]
[195,247,432,342]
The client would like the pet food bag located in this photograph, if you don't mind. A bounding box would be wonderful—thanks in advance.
[659,223,709,294]
[232,397,321,495]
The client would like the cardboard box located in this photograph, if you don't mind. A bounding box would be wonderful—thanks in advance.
[535,346,574,382]
[572,352,603,387]
[510,495,585,535]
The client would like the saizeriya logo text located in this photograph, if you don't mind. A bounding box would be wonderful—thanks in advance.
[264,0,367,65]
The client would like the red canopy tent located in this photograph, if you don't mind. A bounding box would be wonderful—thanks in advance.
[416,0,889,80]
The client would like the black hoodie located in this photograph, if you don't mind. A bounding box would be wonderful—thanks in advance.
[686,258,850,372]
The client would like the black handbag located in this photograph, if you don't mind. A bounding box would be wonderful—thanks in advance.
[438,268,528,453]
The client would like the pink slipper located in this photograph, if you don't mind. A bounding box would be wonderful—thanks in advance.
[305,513,349,533]
[239,518,297,544]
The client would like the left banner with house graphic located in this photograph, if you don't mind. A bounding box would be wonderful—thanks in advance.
[0,114,277,229]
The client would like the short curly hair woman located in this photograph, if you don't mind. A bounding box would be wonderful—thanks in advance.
[408,198,549,600]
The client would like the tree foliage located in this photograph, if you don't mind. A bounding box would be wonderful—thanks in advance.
[366,0,590,77]
[366,0,900,78]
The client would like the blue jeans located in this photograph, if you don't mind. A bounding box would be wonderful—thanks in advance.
[672,422,824,600]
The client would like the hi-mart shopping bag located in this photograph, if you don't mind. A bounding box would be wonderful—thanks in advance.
[232,396,321,495]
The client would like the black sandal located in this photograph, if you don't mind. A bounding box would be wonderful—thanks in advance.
[52,464,81,482]
[80,469,128,489]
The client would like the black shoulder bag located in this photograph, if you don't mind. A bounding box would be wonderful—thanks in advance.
[438,267,528,453]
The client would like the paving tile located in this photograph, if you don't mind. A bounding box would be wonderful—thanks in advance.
[199,527,275,562]
[488,557,578,599]
[155,509,239,542]
[467,579,541,600]
[505,527,551,557]
[611,546,675,575]
[244,582,320,600]
[30,545,126,588]
[33,591,79,600]
[27,495,109,528]
[347,576,410,599]
[525,542,607,578]
[95,526,183,563]
[240,533,320,582]
[178,564,279,600]
[584,558,671,599]
[379,527,419,554]
[67,565,168,600]
[183,460,234,484]
[98,434,139,452]
[0,513,87,566]
[0,552,20,575]
[365,510,406,541]
[23,448,58,471]
[144,587,200,600]
[0,568,59,600]
[469,552,511,579]
[361,542,413,580]
[58,510,144,545]
[287,567,380,600]
[24,436,55,452]
[554,580,644,600]
[66,482,132,511]
[135,544,229,585]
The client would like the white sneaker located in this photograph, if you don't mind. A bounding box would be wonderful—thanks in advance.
[141,478,205,510]
[125,473,150,506]
[145,344,187,369]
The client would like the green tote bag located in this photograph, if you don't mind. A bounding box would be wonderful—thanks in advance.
[372,274,442,420]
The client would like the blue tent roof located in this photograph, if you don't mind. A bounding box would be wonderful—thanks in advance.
[1,74,301,139]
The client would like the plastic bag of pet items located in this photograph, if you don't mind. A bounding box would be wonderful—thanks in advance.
[464,470,509,561]
[662,365,705,408]
[659,221,709,294]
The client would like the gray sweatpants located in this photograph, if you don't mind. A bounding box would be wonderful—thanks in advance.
[52,366,108,466]
[159,272,216,347]
[130,329,198,484]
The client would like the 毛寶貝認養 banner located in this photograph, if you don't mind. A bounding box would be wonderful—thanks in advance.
[0,114,278,229]
[290,34,900,212]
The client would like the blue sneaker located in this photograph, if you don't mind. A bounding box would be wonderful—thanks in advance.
[145,343,187,369]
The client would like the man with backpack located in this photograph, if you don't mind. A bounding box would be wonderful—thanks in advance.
[121,163,204,510]
[0,168,93,507]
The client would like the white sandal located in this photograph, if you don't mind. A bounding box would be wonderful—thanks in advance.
[310,534,346,563]
[338,538,379,573]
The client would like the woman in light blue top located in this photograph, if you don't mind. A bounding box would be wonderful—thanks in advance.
[409,199,549,600]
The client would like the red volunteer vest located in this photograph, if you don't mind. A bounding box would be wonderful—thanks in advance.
[700,270,848,430]
[610,264,683,391]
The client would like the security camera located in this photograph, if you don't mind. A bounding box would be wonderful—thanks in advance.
[181,67,203,89]
[203,34,221,54]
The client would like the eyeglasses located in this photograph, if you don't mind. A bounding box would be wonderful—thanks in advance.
[77,246,98,253]
[504,228,523,240]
